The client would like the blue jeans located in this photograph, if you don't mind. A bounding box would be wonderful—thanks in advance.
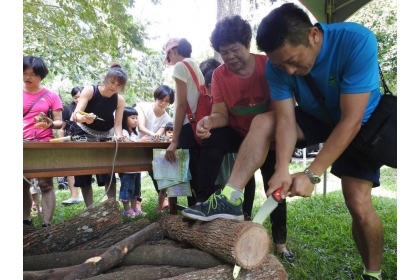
[119,173,141,202]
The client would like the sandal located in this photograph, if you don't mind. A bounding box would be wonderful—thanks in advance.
[132,208,147,217]
[279,250,295,263]
[123,209,136,218]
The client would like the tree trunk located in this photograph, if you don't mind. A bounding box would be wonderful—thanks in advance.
[84,266,199,280]
[159,254,288,280]
[23,265,80,280]
[158,215,270,269]
[23,198,122,256]
[63,222,161,280]
[71,218,151,250]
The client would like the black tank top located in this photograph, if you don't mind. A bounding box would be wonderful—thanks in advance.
[84,85,118,131]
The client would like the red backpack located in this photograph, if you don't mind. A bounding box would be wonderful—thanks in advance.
[182,61,212,145]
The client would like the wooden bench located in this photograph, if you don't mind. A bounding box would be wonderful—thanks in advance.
[23,141,186,214]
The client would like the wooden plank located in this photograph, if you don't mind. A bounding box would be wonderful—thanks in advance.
[23,141,170,178]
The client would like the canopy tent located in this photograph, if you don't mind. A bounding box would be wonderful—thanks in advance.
[298,0,372,23]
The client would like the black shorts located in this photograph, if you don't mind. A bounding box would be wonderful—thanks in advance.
[74,173,117,188]
[295,106,380,187]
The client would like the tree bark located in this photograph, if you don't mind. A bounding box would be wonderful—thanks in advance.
[159,254,288,280]
[24,244,224,272]
[23,198,122,256]
[84,266,199,280]
[71,218,151,250]
[23,265,80,280]
[63,222,161,280]
[158,215,271,269]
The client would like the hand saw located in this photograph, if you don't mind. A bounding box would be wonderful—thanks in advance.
[233,187,284,279]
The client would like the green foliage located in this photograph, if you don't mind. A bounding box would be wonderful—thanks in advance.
[23,0,166,104]
[348,0,397,94]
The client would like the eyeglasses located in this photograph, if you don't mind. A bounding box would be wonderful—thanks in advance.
[166,46,178,63]
[23,72,39,78]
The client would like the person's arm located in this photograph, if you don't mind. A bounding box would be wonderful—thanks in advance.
[72,87,95,124]
[265,97,298,198]
[165,77,187,163]
[137,104,160,137]
[113,94,126,139]
[287,92,371,198]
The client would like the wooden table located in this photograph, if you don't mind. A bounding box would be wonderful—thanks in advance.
[23,141,185,214]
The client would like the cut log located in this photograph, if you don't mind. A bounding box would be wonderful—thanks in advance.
[24,225,39,236]
[23,198,123,256]
[159,254,288,280]
[63,222,160,280]
[24,244,223,272]
[71,218,151,250]
[84,266,199,280]
[23,265,80,280]
[158,215,271,269]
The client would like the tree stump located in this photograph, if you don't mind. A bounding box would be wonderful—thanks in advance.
[158,215,271,269]
[23,198,122,256]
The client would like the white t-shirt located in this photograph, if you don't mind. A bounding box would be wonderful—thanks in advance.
[122,129,140,142]
[136,102,173,138]
[172,57,204,125]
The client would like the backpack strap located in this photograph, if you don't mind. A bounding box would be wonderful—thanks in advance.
[182,61,199,123]
[23,90,50,117]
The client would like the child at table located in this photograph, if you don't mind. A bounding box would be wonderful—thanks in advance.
[119,106,146,217]
[164,122,173,141]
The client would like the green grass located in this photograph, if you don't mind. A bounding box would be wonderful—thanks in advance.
[36,166,397,280]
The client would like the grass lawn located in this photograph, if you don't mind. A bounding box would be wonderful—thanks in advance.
[32,164,397,280]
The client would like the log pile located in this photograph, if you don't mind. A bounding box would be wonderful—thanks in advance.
[23,199,288,279]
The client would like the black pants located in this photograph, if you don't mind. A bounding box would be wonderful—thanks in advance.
[177,123,201,207]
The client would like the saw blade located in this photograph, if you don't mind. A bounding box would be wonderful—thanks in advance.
[251,195,278,224]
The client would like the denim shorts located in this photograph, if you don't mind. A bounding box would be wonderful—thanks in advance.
[295,107,380,187]
[119,173,141,202]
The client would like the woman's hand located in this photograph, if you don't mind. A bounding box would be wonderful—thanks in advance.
[165,142,178,163]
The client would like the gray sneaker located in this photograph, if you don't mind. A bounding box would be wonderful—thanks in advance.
[182,189,244,222]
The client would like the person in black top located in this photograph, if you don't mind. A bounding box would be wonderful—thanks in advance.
[72,63,128,207]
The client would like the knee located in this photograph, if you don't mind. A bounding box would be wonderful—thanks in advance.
[249,112,276,139]
[38,178,54,192]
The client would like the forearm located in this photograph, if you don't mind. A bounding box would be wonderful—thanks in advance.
[172,105,187,144]
[309,119,361,175]
[275,120,297,173]
[208,112,228,129]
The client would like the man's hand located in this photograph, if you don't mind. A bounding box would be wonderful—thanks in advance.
[196,116,212,139]
[289,172,316,197]
[266,169,293,199]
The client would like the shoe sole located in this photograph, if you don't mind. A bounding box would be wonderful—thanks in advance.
[181,211,244,222]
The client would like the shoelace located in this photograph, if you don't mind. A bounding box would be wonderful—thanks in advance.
[206,193,223,214]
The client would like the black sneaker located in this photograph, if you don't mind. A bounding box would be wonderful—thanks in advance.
[23,219,33,226]
[243,212,252,221]
[42,223,51,227]
[280,250,295,263]
[182,188,244,222]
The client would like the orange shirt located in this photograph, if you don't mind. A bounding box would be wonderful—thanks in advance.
[211,54,273,138]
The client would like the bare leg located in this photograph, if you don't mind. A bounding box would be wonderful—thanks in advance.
[106,182,117,200]
[342,176,383,271]
[80,186,93,207]
[23,179,32,221]
[158,189,167,209]
[67,176,80,199]
[130,197,138,210]
[227,111,276,190]
[38,177,56,225]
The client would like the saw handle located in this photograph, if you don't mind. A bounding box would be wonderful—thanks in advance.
[272,187,283,202]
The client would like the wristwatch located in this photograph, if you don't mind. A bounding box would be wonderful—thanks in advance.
[304,168,321,184]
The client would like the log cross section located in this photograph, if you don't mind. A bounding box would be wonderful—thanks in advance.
[158,215,271,269]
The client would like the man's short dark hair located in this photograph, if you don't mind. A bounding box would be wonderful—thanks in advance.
[210,15,252,53]
[256,3,313,53]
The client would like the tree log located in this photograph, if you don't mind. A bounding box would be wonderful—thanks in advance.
[63,222,161,280]
[23,265,80,280]
[158,215,271,269]
[159,254,288,280]
[23,198,122,256]
[71,218,151,250]
[24,243,223,272]
[85,266,199,280]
